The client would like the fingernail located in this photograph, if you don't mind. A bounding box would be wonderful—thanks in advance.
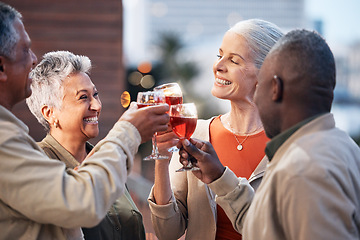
[184,139,190,146]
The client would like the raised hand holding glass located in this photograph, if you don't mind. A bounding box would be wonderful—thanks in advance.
[137,91,169,160]
[169,103,199,172]
[154,82,183,152]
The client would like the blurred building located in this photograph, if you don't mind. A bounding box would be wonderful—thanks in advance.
[124,0,305,65]
[6,0,125,144]
[348,42,360,98]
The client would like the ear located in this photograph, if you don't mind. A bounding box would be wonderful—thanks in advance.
[0,56,7,82]
[41,105,55,124]
[272,75,283,102]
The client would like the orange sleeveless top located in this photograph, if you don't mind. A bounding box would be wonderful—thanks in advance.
[209,116,269,240]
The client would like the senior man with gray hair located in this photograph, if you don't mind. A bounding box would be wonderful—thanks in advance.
[0,2,168,239]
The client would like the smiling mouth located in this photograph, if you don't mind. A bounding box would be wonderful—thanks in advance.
[83,116,98,124]
[215,78,231,85]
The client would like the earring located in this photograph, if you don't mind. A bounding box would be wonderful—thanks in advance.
[53,120,59,128]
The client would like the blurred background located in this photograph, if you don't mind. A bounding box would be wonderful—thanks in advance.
[5,0,360,238]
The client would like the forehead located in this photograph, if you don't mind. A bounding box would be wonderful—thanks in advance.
[13,17,30,45]
[63,72,95,93]
[220,32,251,56]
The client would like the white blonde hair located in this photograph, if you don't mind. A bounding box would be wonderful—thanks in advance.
[26,50,91,131]
[228,19,284,69]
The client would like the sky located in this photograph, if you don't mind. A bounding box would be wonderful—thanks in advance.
[305,0,360,46]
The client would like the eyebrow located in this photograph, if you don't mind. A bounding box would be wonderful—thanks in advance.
[76,87,97,95]
[219,48,246,61]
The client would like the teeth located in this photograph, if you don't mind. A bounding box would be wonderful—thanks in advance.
[84,117,98,123]
[216,78,231,85]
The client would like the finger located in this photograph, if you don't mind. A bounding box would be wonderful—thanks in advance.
[157,139,178,153]
[129,101,138,109]
[156,126,173,135]
[156,131,178,143]
[189,138,206,150]
[181,139,204,160]
[148,104,169,114]
[179,147,189,159]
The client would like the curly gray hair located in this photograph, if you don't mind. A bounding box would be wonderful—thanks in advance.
[228,19,284,69]
[26,50,92,131]
[0,2,22,60]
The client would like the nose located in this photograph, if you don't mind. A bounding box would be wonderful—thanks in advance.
[90,97,102,112]
[30,49,37,66]
[213,57,226,73]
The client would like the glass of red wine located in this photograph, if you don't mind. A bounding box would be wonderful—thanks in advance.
[154,83,183,152]
[169,103,199,172]
[137,91,169,161]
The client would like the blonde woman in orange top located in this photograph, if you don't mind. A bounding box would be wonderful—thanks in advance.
[148,19,283,240]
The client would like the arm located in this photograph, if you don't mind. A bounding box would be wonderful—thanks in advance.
[0,103,169,228]
[279,171,359,240]
[178,138,255,233]
[148,150,189,240]
[153,128,178,205]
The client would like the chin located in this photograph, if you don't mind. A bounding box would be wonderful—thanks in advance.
[25,89,32,99]
[211,89,227,100]
[84,127,99,139]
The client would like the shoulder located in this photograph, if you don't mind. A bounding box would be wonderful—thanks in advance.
[193,117,216,140]
[273,129,360,188]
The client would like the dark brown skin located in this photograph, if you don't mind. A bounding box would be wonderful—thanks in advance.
[178,138,225,184]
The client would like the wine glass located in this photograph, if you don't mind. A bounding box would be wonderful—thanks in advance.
[154,82,183,106]
[154,82,183,152]
[169,103,199,172]
[137,91,169,160]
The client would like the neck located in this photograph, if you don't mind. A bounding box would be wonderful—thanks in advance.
[50,130,88,163]
[221,102,263,135]
[0,95,15,111]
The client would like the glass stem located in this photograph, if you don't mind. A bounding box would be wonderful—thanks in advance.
[152,133,158,155]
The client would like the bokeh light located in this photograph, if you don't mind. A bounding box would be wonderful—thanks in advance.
[137,61,152,74]
[140,75,155,89]
[120,91,131,108]
[128,71,143,86]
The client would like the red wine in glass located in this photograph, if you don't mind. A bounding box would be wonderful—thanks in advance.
[170,116,197,139]
[165,95,183,106]
[154,83,184,152]
[137,103,153,108]
[169,103,199,172]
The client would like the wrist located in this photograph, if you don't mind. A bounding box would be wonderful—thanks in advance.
[211,166,226,183]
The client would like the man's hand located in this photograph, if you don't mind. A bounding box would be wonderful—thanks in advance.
[119,102,169,143]
[178,138,225,184]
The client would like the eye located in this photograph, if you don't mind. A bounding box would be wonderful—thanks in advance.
[230,57,239,65]
[216,54,222,59]
[79,94,88,100]
[94,91,99,98]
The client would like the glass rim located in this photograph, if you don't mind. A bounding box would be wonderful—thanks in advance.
[154,82,180,90]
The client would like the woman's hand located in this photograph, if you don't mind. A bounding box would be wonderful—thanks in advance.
[156,125,179,159]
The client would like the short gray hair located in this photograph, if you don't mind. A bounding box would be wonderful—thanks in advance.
[26,50,92,131]
[0,2,22,59]
[228,19,283,69]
